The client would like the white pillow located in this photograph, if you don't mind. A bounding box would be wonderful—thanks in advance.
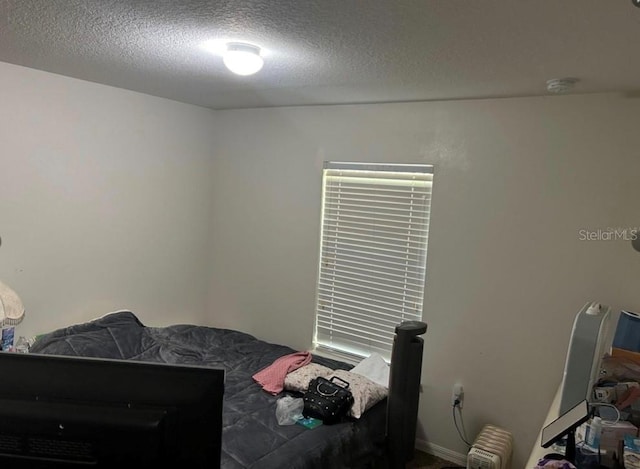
[284,363,334,392]
[350,353,390,388]
[328,369,388,419]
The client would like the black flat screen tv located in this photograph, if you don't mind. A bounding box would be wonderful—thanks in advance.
[0,351,224,468]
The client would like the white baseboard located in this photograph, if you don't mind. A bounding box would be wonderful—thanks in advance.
[415,438,468,467]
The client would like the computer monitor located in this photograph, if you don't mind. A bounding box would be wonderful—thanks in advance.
[541,399,590,464]
[0,351,224,468]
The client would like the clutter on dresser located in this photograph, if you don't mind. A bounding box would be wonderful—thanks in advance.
[623,434,640,468]
[583,308,640,467]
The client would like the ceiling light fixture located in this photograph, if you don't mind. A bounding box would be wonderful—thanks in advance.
[223,43,264,76]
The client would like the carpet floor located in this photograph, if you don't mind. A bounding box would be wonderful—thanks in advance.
[408,450,464,469]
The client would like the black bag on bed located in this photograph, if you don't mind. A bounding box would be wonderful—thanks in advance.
[302,376,354,424]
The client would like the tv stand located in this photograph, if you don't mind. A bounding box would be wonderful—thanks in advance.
[564,429,577,464]
[542,429,576,464]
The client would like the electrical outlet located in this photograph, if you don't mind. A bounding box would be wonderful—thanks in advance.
[452,383,464,409]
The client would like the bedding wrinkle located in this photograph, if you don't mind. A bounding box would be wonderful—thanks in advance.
[252,351,312,395]
[63,338,79,356]
[107,327,125,359]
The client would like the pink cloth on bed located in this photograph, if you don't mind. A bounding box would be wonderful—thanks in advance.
[252,351,312,395]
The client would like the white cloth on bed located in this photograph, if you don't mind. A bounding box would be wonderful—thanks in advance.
[350,353,390,388]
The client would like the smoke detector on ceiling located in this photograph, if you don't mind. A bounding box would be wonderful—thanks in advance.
[546,78,579,94]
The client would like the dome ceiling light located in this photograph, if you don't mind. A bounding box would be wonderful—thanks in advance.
[223,43,264,76]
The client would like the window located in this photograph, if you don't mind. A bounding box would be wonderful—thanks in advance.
[313,162,433,361]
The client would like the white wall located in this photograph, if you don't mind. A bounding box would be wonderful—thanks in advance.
[2,61,639,466]
[0,62,217,338]
[209,94,640,467]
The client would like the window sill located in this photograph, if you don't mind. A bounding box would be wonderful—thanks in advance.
[311,346,363,367]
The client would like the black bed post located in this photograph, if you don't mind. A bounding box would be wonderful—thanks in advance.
[386,320,428,469]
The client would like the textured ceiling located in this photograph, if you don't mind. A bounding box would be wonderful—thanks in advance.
[1,0,640,110]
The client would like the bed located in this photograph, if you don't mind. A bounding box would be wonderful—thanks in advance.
[27,311,426,469]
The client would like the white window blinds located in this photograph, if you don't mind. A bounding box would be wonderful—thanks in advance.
[314,162,433,361]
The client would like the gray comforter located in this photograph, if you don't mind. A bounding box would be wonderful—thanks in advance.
[30,311,387,469]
